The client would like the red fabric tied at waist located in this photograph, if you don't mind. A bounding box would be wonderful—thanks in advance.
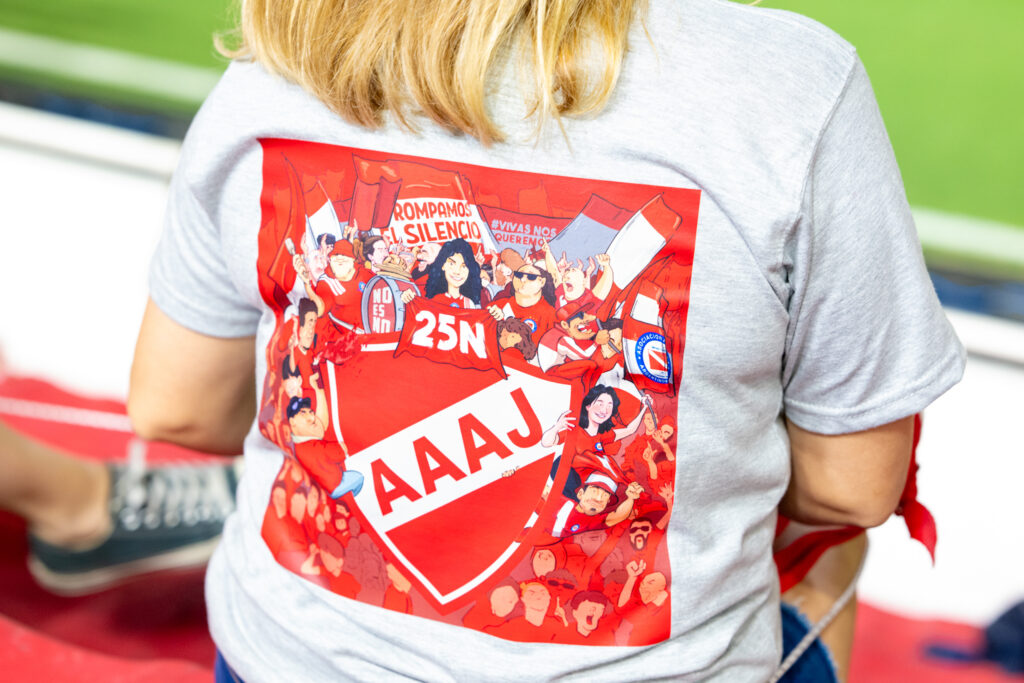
[774,414,936,592]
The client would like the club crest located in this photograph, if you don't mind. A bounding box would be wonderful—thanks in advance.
[634,332,672,384]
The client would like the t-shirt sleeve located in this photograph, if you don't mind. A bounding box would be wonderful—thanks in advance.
[781,56,965,434]
[148,165,261,337]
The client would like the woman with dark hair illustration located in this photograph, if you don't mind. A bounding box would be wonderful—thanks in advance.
[423,238,482,308]
[541,384,653,494]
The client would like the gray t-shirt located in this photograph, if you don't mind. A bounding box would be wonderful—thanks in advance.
[149,0,964,680]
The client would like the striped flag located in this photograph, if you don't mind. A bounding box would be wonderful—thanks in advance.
[305,181,343,246]
[622,280,674,394]
[605,195,682,289]
[545,194,632,263]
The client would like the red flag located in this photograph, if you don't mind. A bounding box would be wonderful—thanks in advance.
[651,260,692,312]
[264,154,308,296]
[352,156,495,252]
[350,177,402,231]
[354,157,470,200]
[651,259,692,391]
[396,296,505,377]
[578,193,633,230]
[606,195,682,289]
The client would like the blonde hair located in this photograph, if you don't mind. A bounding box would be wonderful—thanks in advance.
[219,0,646,144]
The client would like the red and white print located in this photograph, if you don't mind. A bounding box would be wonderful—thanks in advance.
[254,140,700,645]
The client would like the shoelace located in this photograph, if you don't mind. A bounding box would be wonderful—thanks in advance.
[114,439,235,532]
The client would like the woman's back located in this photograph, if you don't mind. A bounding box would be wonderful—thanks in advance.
[149,0,963,679]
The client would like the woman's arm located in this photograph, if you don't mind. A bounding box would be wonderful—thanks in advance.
[591,253,614,300]
[540,240,562,286]
[128,299,256,454]
[612,400,650,442]
[780,416,914,528]
[311,372,329,430]
[540,410,574,447]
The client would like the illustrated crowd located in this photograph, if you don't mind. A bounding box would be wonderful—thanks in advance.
[255,169,688,646]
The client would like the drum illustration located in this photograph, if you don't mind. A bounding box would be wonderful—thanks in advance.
[361,274,420,334]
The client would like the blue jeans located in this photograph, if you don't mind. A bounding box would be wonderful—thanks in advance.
[779,602,840,682]
[214,650,243,683]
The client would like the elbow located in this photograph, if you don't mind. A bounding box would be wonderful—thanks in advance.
[780,484,901,529]
[838,500,898,529]
[127,391,246,455]
[127,393,200,445]
[126,390,168,442]
[783,415,915,529]
[853,491,902,528]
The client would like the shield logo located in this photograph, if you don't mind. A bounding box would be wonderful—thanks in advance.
[322,344,577,613]
[634,332,672,384]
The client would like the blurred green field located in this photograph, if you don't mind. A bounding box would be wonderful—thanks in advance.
[0,0,230,67]
[762,1,1024,232]
[0,0,1020,230]
[0,0,231,113]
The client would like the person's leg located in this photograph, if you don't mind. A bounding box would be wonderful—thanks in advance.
[780,533,866,683]
[0,421,111,546]
[2,418,241,595]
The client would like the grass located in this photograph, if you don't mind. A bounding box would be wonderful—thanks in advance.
[0,0,232,112]
[762,0,1024,229]
[0,0,1020,231]
[0,0,232,67]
